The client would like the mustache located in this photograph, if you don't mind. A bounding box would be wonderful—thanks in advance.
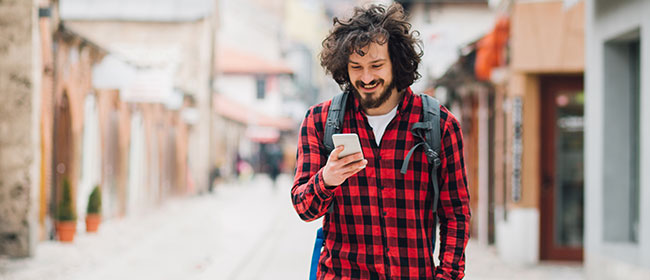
[355,79,384,88]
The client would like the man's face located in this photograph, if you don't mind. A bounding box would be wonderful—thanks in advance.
[348,42,395,110]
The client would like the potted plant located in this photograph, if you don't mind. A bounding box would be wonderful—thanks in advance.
[56,179,76,242]
[85,185,102,232]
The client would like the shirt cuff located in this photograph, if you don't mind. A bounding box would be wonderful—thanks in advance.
[314,168,336,199]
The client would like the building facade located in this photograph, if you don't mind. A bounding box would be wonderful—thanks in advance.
[0,0,215,257]
[0,0,43,257]
[397,0,500,245]
[492,0,586,264]
[61,0,219,194]
[427,0,587,265]
[584,0,650,278]
[418,2,649,278]
[213,0,302,180]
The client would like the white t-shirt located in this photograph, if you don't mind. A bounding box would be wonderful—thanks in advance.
[365,105,398,146]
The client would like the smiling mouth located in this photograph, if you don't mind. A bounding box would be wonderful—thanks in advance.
[358,80,382,92]
[362,84,378,91]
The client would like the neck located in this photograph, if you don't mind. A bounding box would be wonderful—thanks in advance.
[364,88,402,116]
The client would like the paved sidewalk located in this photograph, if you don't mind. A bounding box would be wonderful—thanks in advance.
[464,240,583,280]
[0,175,583,280]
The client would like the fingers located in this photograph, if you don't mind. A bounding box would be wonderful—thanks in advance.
[340,152,364,165]
[330,147,365,169]
[324,146,367,187]
[341,160,367,177]
[329,145,344,161]
[340,159,367,174]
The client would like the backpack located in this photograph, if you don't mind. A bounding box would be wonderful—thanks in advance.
[309,91,442,280]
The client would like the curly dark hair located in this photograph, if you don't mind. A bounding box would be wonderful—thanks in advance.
[320,3,423,93]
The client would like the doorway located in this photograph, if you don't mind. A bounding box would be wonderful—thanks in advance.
[51,92,73,240]
[540,75,584,261]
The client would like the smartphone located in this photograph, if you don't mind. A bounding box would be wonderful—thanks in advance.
[332,133,364,160]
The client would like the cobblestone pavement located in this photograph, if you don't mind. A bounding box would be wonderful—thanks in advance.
[0,175,584,280]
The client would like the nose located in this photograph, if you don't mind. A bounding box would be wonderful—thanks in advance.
[360,69,374,84]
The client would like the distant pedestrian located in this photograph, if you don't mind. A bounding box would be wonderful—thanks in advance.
[208,166,221,192]
[237,159,253,182]
[266,144,283,188]
[291,3,471,279]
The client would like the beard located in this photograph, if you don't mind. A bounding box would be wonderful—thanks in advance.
[352,79,395,110]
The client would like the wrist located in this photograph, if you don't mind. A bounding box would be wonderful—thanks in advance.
[322,174,333,187]
[314,169,336,198]
[323,177,338,188]
[320,169,339,190]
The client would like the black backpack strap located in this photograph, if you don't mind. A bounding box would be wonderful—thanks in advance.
[323,92,348,152]
[323,92,347,215]
[421,94,441,212]
[400,94,442,212]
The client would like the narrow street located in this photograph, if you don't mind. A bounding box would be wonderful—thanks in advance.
[0,175,584,280]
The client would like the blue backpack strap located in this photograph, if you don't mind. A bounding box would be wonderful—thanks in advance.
[323,92,348,152]
[309,227,325,280]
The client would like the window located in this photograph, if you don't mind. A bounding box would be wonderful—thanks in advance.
[602,31,640,243]
[629,40,640,243]
[256,76,266,99]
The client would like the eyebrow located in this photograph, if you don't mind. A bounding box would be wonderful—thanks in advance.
[349,59,386,65]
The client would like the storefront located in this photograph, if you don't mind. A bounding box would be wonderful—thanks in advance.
[495,0,586,264]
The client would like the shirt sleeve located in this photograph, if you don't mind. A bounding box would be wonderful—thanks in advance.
[291,106,337,222]
[434,111,471,280]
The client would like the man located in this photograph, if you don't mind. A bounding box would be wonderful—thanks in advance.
[291,3,470,279]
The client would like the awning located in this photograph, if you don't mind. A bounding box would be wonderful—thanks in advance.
[245,126,280,143]
[217,47,293,75]
[475,16,509,81]
[213,94,295,131]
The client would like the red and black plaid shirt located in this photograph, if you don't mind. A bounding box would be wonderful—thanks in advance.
[292,88,470,279]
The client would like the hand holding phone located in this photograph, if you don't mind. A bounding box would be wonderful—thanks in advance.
[332,133,364,160]
[322,133,367,187]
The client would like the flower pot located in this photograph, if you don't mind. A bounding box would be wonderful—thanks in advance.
[56,221,76,242]
[85,214,101,233]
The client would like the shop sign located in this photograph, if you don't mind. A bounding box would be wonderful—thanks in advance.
[512,97,523,202]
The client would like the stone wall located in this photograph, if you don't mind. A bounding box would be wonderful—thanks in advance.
[0,0,40,257]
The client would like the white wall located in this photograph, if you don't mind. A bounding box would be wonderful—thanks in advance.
[77,94,102,228]
[218,75,285,117]
[66,19,215,193]
[495,208,539,264]
[127,112,146,215]
[585,0,650,278]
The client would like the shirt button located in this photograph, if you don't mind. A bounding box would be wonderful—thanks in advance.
[385,247,390,253]
[382,211,387,216]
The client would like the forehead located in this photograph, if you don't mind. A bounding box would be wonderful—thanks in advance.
[349,42,389,63]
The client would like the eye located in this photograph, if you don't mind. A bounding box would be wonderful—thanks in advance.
[350,65,361,70]
[371,64,383,69]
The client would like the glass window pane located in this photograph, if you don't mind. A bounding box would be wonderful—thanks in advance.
[554,90,584,248]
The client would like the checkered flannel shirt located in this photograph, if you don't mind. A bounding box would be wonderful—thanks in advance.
[292,88,471,279]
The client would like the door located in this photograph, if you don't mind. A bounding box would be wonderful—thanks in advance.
[540,75,584,261]
[51,93,73,240]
